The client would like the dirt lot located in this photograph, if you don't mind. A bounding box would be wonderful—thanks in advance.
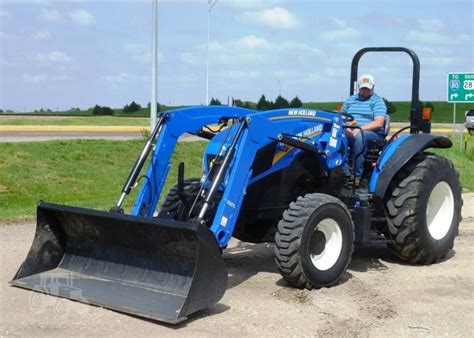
[1,194,473,336]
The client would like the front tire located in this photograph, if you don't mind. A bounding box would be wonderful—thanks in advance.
[385,153,462,264]
[159,178,201,220]
[274,193,354,289]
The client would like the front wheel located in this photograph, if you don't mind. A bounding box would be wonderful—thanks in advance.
[159,178,201,220]
[274,193,354,289]
[385,153,463,264]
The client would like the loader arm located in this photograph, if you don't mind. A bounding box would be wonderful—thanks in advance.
[131,105,253,217]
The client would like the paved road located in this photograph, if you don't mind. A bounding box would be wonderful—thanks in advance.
[0,130,201,143]
[1,124,464,143]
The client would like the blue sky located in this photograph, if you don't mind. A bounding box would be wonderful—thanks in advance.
[0,0,473,111]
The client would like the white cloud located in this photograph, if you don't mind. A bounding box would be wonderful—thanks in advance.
[236,35,268,49]
[210,35,319,54]
[217,69,261,80]
[415,46,452,56]
[22,73,68,84]
[32,30,51,40]
[242,7,299,29]
[320,27,360,41]
[406,17,470,46]
[38,8,62,23]
[418,18,445,31]
[320,19,361,41]
[22,74,48,84]
[423,55,465,66]
[30,0,54,4]
[222,0,285,10]
[37,50,73,64]
[68,9,94,26]
[180,52,198,65]
[324,67,346,78]
[407,31,470,45]
[123,43,163,64]
[102,73,148,86]
[193,35,320,67]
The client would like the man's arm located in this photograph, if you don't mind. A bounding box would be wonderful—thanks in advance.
[361,116,385,131]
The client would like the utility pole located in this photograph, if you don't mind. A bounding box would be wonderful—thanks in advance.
[206,0,217,106]
[150,0,158,131]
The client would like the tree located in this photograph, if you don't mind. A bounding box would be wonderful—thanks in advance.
[123,101,142,113]
[242,101,252,109]
[289,96,303,108]
[233,99,253,109]
[383,98,396,114]
[92,105,102,115]
[273,95,289,109]
[100,106,114,115]
[233,99,243,107]
[210,97,221,105]
[147,102,161,112]
[92,104,114,116]
[256,95,269,110]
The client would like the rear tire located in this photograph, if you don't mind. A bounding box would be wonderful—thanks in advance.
[274,193,354,289]
[385,153,462,264]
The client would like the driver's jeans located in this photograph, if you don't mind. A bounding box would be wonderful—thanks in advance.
[343,130,383,179]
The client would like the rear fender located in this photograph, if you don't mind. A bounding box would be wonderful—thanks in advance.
[369,134,452,198]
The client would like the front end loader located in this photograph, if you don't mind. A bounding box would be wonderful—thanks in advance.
[11,105,352,323]
[11,47,463,324]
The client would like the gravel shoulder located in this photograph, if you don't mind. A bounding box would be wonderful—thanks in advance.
[1,194,473,336]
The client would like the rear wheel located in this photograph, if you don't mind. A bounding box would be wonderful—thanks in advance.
[385,153,462,264]
[274,193,354,289]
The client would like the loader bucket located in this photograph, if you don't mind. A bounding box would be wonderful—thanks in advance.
[10,202,227,324]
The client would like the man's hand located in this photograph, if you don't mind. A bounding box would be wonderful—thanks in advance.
[345,128,360,137]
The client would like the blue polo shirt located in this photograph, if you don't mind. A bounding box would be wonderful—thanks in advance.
[341,93,387,134]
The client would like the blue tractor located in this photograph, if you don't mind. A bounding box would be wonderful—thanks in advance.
[12,48,462,324]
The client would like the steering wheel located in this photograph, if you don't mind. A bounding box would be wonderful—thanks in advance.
[341,112,355,122]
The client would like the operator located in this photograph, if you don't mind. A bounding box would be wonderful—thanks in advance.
[341,73,387,187]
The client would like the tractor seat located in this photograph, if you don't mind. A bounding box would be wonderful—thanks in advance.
[365,115,391,163]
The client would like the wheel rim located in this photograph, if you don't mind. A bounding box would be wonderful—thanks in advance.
[309,218,343,271]
[426,181,454,240]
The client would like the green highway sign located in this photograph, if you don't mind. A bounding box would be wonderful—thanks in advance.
[447,72,474,103]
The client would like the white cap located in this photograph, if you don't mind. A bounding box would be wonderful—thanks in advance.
[358,73,375,90]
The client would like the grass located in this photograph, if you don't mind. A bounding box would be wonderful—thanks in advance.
[0,139,207,221]
[431,137,474,191]
[2,101,472,124]
[0,137,472,222]
[0,116,149,126]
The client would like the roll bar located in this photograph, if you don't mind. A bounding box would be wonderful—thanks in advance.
[350,47,430,134]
